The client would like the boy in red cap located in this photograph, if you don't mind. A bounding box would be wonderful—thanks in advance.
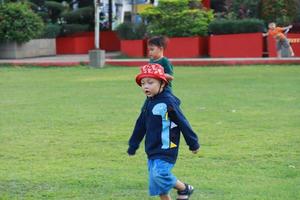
[127,63,200,200]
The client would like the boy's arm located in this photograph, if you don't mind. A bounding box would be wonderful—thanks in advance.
[168,105,200,152]
[262,28,270,37]
[127,112,146,155]
[262,32,269,37]
[162,58,174,76]
[283,25,293,30]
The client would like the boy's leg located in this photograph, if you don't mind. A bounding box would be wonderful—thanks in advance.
[174,180,186,191]
[277,50,282,58]
[148,159,177,198]
[174,180,194,200]
[289,47,295,56]
[276,41,282,58]
[160,194,172,200]
[282,38,294,57]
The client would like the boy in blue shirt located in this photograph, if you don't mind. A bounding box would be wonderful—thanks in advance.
[127,63,200,200]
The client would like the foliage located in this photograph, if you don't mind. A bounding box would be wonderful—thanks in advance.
[60,6,94,32]
[40,23,61,38]
[60,24,89,36]
[141,0,214,37]
[24,0,95,36]
[45,0,65,23]
[0,2,44,43]
[78,0,93,8]
[223,0,261,19]
[210,0,226,13]
[208,18,265,34]
[26,0,96,36]
[260,0,300,25]
[28,0,46,6]
[61,6,93,24]
[116,22,147,40]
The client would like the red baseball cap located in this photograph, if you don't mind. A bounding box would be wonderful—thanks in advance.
[136,63,169,86]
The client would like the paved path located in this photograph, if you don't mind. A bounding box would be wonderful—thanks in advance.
[1,53,300,66]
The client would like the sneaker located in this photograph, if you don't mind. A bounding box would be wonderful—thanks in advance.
[176,183,194,200]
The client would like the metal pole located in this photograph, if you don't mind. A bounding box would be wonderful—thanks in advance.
[94,0,100,49]
[89,0,105,68]
[108,0,112,30]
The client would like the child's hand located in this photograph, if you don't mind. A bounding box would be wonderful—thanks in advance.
[128,152,135,156]
[127,147,136,156]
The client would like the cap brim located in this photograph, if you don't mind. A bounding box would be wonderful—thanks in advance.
[136,74,168,86]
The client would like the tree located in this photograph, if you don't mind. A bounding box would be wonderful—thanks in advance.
[141,0,214,37]
[260,0,300,25]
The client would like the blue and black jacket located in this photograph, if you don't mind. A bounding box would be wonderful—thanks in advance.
[127,90,200,164]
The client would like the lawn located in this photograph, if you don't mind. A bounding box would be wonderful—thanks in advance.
[0,65,299,200]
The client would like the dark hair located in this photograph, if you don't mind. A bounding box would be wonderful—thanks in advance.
[147,36,169,49]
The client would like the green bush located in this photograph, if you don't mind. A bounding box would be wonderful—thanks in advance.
[223,0,261,19]
[0,2,44,43]
[116,22,147,40]
[61,6,94,26]
[41,23,61,38]
[45,1,65,23]
[208,19,264,35]
[260,0,299,25]
[141,0,214,37]
[28,0,46,7]
[60,24,89,36]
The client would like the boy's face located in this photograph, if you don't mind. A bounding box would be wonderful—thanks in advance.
[148,44,163,60]
[140,77,165,97]
[269,23,276,29]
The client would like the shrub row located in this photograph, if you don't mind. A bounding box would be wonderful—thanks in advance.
[208,19,265,35]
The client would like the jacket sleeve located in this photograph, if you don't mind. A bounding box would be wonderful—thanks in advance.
[127,111,146,155]
[168,104,200,151]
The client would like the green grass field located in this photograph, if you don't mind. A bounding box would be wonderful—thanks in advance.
[0,65,299,200]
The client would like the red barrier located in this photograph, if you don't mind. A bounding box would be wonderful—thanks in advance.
[56,31,120,54]
[164,37,207,58]
[268,33,300,57]
[202,0,210,9]
[120,39,146,57]
[209,33,263,58]
[56,34,93,54]
[100,31,120,51]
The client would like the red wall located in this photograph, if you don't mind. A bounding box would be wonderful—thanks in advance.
[120,40,146,57]
[100,31,120,51]
[56,31,120,54]
[209,33,263,58]
[268,33,300,57]
[165,37,207,58]
[56,34,94,54]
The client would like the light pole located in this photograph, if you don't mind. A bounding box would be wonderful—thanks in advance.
[89,0,105,68]
[94,0,100,49]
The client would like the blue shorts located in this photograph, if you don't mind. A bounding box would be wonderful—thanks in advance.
[148,159,177,196]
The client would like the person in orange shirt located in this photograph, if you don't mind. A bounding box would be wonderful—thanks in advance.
[263,22,295,57]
